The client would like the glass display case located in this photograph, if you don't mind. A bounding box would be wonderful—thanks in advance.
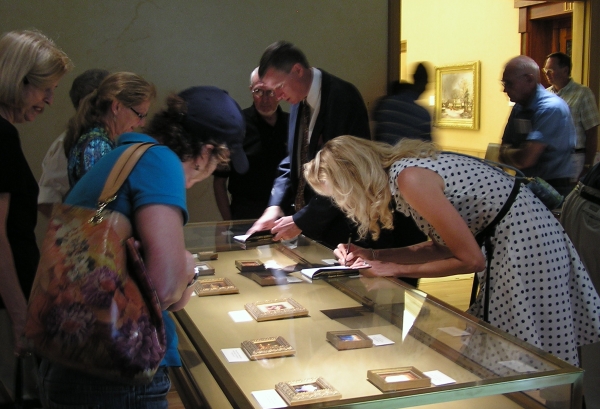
[173,220,583,409]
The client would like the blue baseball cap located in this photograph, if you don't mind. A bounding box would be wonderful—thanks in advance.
[179,86,248,174]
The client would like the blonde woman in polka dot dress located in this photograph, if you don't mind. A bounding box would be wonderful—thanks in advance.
[305,135,600,366]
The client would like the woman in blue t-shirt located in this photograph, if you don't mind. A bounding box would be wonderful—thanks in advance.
[37,86,247,409]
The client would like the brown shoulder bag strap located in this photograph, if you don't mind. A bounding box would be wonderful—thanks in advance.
[98,142,154,203]
[89,142,154,225]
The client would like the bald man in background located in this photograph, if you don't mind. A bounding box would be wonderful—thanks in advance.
[499,55,576,197]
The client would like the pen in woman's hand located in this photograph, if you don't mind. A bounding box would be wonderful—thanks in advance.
[344,237,351,267]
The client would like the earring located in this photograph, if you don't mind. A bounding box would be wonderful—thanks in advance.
[194,164,200,171]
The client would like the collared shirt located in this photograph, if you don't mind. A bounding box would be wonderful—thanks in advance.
[296,68,322,172]
[502,84,575,180]
[305,67,322,142]
[547,79,600,149]
[38,131,69,204]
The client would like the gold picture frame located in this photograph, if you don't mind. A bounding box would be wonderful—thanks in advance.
[367,367,431,392]
[244,298,308,322]
[241,336,295,360]
[249,271,288,286]
[194,277,239,296]
[434,61,480,130]
[275,377,341,406]
[235,259,266,273]
[326,330,373,350]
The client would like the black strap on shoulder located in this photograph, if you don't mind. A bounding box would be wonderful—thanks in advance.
[475,178,522,247]
[471,178,522,323]
[438,151,526,322]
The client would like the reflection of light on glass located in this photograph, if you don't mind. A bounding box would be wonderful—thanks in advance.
[281,237,298,249]
[264,260,282,269]
[386,373,415,383]
[257,355,284,369]
[402,291,426,341]
[256,245,273,257]
[429,95,435,106]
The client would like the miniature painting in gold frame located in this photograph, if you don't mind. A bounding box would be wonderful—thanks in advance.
[275,377,341,406]
[434,60,480,130]
[235,259,266,272]
[367,367,431,392]
[326,330,373,350]
[244,298,308,322]
[249,270,288,286]
[241,336,295,360]
[194,277,238,296]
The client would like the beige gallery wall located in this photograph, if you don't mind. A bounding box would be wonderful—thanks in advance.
[0,1,388,240]
[402,0,521,156]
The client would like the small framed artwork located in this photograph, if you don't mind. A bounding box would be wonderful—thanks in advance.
[249,270,288,286]
[367,367,431,392]
[196,250,218,261]
[235,259,266,273]
[245,298,308,322]
[194,277,239,296]
[326,330,373,350]
[275,377,341,406]
[434,60,481,130]
[194,261,215,276]
[241,336,295,360]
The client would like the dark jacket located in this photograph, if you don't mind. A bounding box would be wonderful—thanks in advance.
[267,69,370,246]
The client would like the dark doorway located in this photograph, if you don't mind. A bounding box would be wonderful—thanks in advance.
[519,2,573,87]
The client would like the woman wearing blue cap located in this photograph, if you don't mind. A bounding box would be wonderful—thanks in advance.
[35,86,246,408]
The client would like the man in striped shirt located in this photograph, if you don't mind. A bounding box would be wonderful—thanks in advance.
[544,52,600,180]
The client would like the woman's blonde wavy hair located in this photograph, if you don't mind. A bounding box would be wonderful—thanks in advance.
[304,135,437,240]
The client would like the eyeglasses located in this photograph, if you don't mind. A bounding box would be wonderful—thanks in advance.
[129,106,148,119]
[252,88,276,98]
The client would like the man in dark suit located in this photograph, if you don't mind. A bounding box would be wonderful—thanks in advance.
[247,41,371,248]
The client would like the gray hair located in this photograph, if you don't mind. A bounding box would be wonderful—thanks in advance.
[249,67,259,87]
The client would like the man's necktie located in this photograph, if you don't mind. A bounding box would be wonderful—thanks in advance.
[294,101,310,211]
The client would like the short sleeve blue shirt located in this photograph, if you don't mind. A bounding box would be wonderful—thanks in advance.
[502,84,575,180]
[65,132,187,366]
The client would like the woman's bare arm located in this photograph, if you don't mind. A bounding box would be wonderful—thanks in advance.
[343,167,486,279]
[134,203,195,310]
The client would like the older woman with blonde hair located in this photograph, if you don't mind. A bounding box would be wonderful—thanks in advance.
[305,135,600,366]
[64,71,156,187]
[0,29,72,353]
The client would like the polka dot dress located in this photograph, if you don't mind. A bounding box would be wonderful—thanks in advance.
[389,153,600,366]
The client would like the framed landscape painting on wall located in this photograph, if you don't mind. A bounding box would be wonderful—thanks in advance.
[434,61,480,130]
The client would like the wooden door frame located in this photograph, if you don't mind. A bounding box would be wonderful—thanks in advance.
[514,0,599,102]
[583,1,600,102]
[388,0,401,87]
